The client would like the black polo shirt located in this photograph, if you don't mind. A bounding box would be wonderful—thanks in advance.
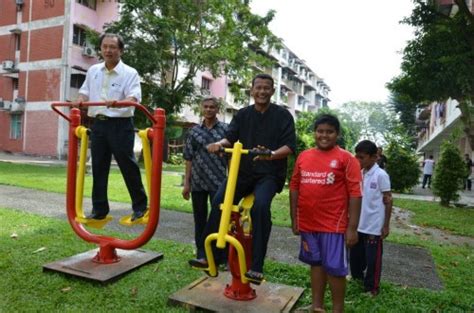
[226,103,296,192]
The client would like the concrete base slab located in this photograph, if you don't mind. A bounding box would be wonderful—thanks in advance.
[43,248,163,283]
[168,273,304,313]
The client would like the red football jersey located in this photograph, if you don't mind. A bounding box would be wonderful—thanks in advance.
[289,146,362,233]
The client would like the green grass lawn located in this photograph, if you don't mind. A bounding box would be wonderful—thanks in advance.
[393,198,474,237]
[1,208,473,312]
[2,161,474,235]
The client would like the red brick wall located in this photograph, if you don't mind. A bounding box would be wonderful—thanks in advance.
[0,77,14,101]
[31,0,65,21]
[24,111,58,156]
[0,34,16,63]
[26,69,61,101]
[0,0,17,26]
[0,112,24,153]
[19,72,26,99]
[21,26,63,62]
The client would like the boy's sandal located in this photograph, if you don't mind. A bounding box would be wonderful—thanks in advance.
[244,270,264,285]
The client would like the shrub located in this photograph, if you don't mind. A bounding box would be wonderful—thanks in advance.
[385,140,420,192]
[167,152,185,165]
[432,140,466,206]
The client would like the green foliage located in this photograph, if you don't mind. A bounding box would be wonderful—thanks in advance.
[385,140,421,192]
[387,0,474,149]
[432,139,466,206]
[388,92,418,147]
[388,0,474,103]
[167,153,185,165]
[339,101,390,145]
[104,0,281,118]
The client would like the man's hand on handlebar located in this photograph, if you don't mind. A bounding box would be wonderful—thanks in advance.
[252,145,273,161]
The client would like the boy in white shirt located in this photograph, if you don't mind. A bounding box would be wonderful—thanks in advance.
[350,140,392,296]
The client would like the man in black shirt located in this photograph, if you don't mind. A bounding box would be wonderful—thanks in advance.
[189,73,296,284]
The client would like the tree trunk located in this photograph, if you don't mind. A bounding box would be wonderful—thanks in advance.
[457,98,474,150]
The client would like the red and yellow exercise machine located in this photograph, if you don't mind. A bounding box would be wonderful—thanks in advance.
[171,142,304,311]
[194,142,269,300]
[44,101,165,282]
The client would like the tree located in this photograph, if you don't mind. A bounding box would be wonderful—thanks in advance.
[432,139,466,206]
[388,92,417,144]
[104,0,280,123]
[385,139,421,192]
[387,0,474,149]
[338,101,403,147]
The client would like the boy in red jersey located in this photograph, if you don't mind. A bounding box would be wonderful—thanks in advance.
[290,114,362,313]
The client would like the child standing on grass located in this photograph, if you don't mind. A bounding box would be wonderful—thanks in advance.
[289,114,362,313]
[350,140,392,296]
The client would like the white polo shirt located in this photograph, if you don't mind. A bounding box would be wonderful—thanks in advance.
[79,60,141,118]
[358,163,391,236]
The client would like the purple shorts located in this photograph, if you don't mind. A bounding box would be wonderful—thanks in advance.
[299,232,348,277]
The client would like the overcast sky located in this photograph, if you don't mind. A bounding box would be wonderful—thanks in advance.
[250,0,415,107]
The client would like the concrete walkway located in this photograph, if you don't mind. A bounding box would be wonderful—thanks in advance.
[0,152,448,290]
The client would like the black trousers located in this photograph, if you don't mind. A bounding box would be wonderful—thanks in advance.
[200,175,278,273]
[422,174,432,188]
[90,118,147,215]
[350,232,383,294]
[191,190,216,259]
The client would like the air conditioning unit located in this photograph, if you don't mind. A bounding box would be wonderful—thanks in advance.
[16,0,24,5]
[10,98,25,112]
[0,100,12,110]
[82,46,95,58]
[2,60,15,71]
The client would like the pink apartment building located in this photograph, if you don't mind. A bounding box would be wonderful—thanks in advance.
[0,0,119,158]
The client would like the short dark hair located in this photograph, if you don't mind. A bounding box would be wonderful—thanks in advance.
[99,33,125,51]
[251,73,274,88]
[355,140,378,156]
[313,114,340,133]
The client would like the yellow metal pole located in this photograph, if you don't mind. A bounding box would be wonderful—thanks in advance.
[216,141,247,248]
[74,126,88,218]
[204,233,218,277]
[138,129,152,195]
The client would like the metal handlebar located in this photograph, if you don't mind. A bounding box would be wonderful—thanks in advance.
[51,101,156,124]
[218,147,272,158]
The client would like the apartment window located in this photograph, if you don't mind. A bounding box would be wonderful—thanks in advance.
[13,78,19,91]
[70,74,86,88]
[76,0,96,10]
[10,114,22,140]
[15,34,21,51]
[73,25,87,46]
[201,77,211,90]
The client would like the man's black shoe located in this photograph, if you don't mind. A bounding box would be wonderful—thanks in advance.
[188,258,208,268]
[131,210,146,222]
[86,212,107,220]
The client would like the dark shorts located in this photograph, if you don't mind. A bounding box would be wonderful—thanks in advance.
[299,232,348,277]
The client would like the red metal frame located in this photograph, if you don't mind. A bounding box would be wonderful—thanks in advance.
[51,101,165,263]
[225,212,256,300]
